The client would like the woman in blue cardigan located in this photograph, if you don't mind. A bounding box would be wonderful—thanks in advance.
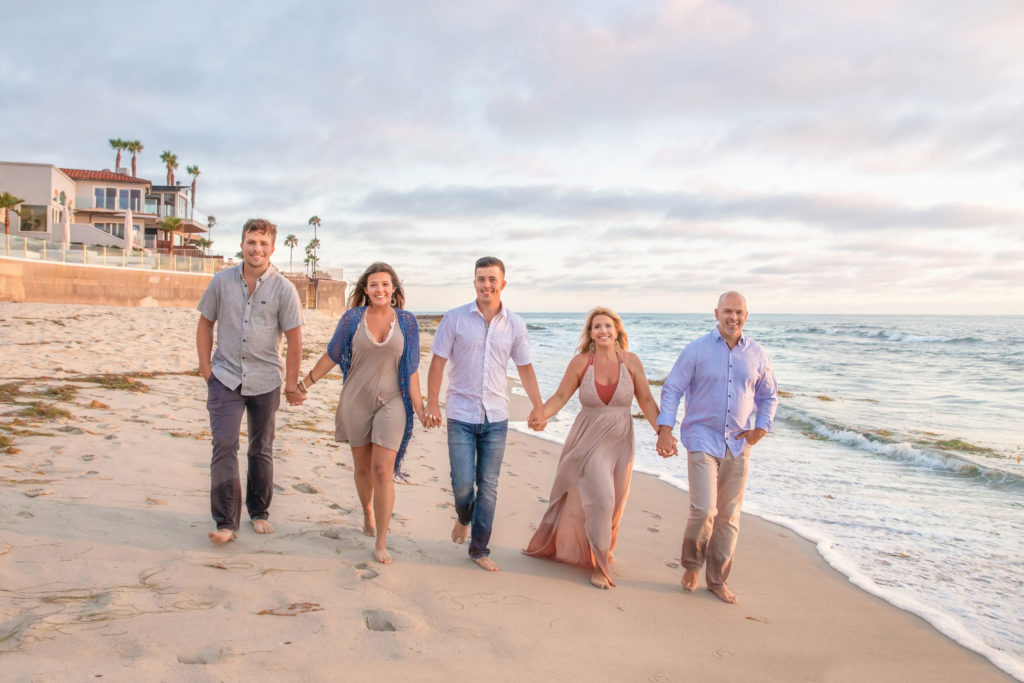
[300,263,425,564]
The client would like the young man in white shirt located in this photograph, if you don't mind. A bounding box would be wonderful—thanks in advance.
[426,257,545,571]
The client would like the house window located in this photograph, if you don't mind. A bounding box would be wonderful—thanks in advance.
[94,222,125,240]
[93,187,142,211]
[18,205,47,232]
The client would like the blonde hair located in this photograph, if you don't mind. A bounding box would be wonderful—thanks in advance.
[576,307,628,353]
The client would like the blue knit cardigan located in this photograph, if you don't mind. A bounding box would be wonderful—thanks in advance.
[327,306,420,475]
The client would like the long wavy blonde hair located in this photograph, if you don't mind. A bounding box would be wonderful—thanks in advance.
[576,307,628,353]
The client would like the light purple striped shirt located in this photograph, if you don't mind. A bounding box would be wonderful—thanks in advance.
[657,327,778,458]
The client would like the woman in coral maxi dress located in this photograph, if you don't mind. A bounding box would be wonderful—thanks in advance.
[524,307,662,588]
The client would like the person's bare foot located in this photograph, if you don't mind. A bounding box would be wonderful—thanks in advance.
[681,568,699,592]
[208,528,236,544]
[590,569,611,589]
[709,584,738,604]
[373,547,393,565]
[451,521,469,544]
[473,556,500,572]
[362,510,376,537]
[251,519,274,534]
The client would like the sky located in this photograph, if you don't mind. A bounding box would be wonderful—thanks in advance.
[3,1,1023,314]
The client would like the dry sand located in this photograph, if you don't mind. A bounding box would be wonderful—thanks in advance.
[0,302,1012,681]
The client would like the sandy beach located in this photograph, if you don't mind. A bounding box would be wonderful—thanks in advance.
[0,302,1012,682]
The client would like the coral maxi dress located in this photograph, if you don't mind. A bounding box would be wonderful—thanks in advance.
[524,354,635,585]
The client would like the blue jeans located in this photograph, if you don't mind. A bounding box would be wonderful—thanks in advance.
[447,418,509,559]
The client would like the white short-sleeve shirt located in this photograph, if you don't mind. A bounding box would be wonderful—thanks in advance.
[431,301,532,423]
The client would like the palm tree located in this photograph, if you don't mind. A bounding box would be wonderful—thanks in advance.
[126,140,143,177]
[186,164,200,217]
[1,191,25,235]
[307,215,321,278]
[159,150,179,185]
[195,237,212,256]
[284,234,298,273]
[207,215,216,243]
[304,237,321,278]
[109,138,126,170]
[157,216,182,256]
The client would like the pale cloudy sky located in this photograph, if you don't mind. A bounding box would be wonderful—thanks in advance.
[3,1,1023,313]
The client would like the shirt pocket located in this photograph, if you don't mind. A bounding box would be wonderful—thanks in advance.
[252,298,279,327]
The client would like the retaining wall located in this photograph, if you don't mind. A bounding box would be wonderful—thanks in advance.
[0,257,346,314]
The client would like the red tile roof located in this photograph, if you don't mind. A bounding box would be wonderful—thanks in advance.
[60,168,152,185]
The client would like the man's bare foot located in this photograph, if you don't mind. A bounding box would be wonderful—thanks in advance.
[709,584,738,604]
[681,568,699,592]
[473,556,500,572]
[590,569,611,589]
[373,547,393,565]
[451,521,469,544]
[251,519,274,534]
[208,529,236,544]
[362,510,376,537]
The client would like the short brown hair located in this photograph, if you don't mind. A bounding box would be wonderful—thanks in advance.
[241,218,278,245]
[475,256,505,276]
[576,307,629,354]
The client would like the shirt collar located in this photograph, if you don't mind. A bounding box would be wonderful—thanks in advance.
[236,263,273,282]
[713,326,746,346]
[472,300,507,320]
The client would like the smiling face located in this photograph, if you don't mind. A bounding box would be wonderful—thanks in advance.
[474,265,506,307]
[365,271,395,309]
[590,314,618,349]
[240,230,275,272]
[715,292,748,342]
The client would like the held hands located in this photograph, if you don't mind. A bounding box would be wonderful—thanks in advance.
[527,406,547,431]
[423,401,443,429]
[736,427,767,446]
[284,386,305,406]
[655,426,678,458]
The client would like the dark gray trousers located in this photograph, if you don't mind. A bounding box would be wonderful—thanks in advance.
[206,376,280,531]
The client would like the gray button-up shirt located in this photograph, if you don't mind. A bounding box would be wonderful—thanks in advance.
[197,264,303,396]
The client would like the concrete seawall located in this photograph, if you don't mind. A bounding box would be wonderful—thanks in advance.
[0,257,346,313]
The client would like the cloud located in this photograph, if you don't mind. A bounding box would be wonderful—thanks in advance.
[355,184,1023,232]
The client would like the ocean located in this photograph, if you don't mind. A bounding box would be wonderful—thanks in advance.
[506,312,1024,679]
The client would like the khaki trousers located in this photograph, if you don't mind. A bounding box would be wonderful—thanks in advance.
[682,447,750,589]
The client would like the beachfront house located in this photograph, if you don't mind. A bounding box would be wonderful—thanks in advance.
[0,162,78,240]
[0,161,207,254]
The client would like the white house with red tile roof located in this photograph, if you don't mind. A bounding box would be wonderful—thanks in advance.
[0,161,207,252]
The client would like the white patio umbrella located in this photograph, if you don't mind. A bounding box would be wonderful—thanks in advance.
[61,205,71,250]
[123,208,133,253]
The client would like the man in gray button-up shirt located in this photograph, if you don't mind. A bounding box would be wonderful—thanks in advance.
[197,218,304,544]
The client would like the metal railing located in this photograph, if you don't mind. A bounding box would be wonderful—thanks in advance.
[1,234,221,274]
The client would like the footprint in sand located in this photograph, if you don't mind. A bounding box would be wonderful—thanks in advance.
[355,562,379,580]
[293,482,325,494]
[362,608,421,632]
[647,527,660,533]
[644,510,662,520]
[537,497,549,503]
[664,560,680,568]
[81,454,96,461]
[177,644,233,665]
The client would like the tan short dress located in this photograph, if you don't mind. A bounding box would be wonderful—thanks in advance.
[335,314,405,451]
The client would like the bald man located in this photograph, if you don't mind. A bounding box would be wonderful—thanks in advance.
[655,291,778,603]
